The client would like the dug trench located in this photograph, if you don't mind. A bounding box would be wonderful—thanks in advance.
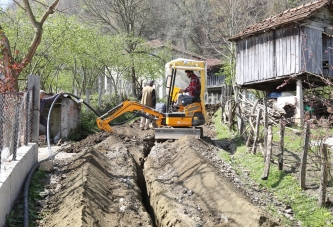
[29,118,286,227]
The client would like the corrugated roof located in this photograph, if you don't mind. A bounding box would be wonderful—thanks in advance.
[229,0,331,41]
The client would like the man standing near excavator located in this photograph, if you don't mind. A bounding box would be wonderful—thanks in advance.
[140,80,156,130]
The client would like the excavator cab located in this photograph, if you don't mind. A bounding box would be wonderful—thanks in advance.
[96,58,207,139]
[152,58,207,139]
[165,58,206,113]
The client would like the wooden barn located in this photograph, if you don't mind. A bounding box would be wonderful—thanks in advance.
[229,0,333,92]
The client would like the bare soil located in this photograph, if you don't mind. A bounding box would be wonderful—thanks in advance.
[33,105,284,227]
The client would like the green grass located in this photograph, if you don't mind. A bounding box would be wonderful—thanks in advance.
[6,170,48,227]
[213,109,333,227]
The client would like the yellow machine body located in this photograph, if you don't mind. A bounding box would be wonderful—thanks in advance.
[96,58,207,139]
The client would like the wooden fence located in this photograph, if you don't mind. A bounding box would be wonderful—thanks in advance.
[221,94,332,208]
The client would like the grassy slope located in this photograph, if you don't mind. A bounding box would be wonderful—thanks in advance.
[213,109,333,227]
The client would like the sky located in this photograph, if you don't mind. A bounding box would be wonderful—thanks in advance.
[0,0,11,8]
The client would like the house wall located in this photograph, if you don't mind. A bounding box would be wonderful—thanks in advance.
[276,25,300,76]
[322,34,333,76]
[236,8,333,87]
[236,24,301,85]
[301,26,322,74]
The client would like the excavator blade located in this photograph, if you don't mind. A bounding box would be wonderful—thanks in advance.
[154,127,203,140]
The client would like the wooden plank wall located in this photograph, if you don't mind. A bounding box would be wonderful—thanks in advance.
[301,26,322,74]
[234,8,333,87]
[276,25,300,76]
[236,24,300,85]
[322,35,331,76]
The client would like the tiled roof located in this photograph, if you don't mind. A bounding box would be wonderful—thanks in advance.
[229,0,331,41]
[145,39,222,68]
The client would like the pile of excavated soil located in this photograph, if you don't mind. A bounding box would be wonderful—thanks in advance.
[35,106,283,227]
[41,133,153,227]
[144,136,280,227]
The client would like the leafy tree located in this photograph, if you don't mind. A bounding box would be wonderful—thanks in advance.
[0,0,60,92]
[79,0,170,97]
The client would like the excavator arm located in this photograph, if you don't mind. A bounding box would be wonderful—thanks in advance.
[96,100,165,132]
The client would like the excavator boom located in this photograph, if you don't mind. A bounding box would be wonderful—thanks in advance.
[96,100,165,132]
[96,58,207,140]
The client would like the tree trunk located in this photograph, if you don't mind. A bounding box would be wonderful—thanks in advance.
[131,65,137,97]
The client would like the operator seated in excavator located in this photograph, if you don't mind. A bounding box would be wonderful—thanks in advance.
[174,70,201,110]
[96,58,207,140]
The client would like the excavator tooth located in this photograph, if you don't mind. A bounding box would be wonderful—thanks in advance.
[154,127,203,140]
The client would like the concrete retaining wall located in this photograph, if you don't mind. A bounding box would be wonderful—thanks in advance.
[0,143,38,227]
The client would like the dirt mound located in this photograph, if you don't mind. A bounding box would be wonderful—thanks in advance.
[42,134,153,227]
[61,131,113,153]
[36,115,283,227]
[144,136,280,227]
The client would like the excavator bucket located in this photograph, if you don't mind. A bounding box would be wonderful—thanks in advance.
[154,127,203,140]
[96,118,114,132]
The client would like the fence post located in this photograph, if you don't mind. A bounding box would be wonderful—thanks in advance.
[318,143,328,207]
[228,101,236,132]
[295,79,304,126]
[252,108,262,154]
[24,92,30,146]
[299,121,310,189]
[211,93,215,104]
[12,97,20,160]
[28,75,40,143]
[262,124,273,180]
[278,119,285,170]
[204,92,209,105]
[263,97,268,156]
[221,84,226,123]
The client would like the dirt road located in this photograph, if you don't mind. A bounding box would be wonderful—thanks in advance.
[36,118,282,227]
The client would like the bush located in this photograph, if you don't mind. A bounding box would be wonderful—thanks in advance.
[79,93,140,137]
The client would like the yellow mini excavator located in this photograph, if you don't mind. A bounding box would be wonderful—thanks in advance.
[96,58,207,139]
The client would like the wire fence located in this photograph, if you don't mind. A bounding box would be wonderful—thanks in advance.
[0,89,34,172]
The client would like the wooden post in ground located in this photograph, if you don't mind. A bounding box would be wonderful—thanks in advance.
[278,119,285,170]
[252,108,262,154]
[236,89,244,137]
[295,79,304,126]
[246,129,254,150]
[318,143,328,207]
[263,98,268,159]
[247,100,259,150]
[27,75,40,143]
[228,101,235,132]
[221,84,226,123]
[300,121,310,189]
[262,124,273,180]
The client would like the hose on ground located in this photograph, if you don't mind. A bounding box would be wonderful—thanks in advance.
[23,157,49,227]
[24,92,98,227]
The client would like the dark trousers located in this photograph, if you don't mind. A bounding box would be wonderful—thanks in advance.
[40,116,48,136]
